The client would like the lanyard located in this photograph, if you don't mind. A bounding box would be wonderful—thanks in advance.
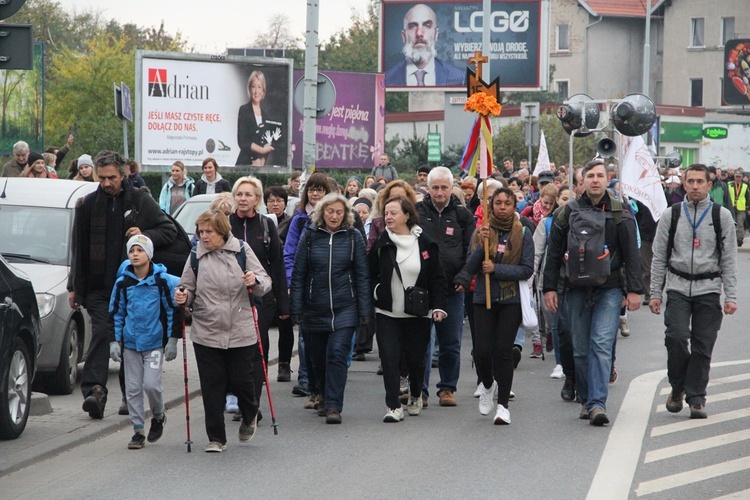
[682,201,712,238]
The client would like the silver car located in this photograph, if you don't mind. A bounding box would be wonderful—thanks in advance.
[0,177,97,394]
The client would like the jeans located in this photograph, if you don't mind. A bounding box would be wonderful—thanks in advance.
[306,327,356,412]
[566,287,623,412]
[541,299,561,365]
[422,292,464,396]
[473,303,522,407]
[664,291,723,407]
[376,314,431,410]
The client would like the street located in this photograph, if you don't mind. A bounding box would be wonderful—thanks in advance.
[2,251,750,499]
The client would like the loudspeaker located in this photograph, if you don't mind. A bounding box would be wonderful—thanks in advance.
[612,93,656,137]
[665,150,682,168]
[597,138,617,158]
[556,94,600,137]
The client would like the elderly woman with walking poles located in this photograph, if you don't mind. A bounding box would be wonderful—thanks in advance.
[174,210,270,453]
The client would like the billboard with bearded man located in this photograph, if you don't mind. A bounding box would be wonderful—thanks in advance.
[380,0,546,91]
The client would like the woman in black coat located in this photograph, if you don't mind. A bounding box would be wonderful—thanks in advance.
[369,197,448,423]
[194,157,231,195]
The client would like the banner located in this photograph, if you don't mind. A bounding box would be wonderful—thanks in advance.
[137,52,292,172]
[722,39,750,105]
[533,130,549,175]
[620,135,667,221]
[290,70,385,169]
[381,0,544,90]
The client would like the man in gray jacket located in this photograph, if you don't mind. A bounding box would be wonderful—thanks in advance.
[649,164,738,419]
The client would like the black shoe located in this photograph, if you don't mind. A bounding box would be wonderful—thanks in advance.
[119,401,129,416]
[561,379,576,402]
[128,432,146,449]
[431,359,439,368]
[82,385,106,419]
[376,364,383,375]
[233,411,242,422]
[257,409,263,423]
[147,414,166,443]
[277,362,292,382]
[512,346,522,369]
[545,333,554,352]
[352,352,366,362]
[292,382,310,397]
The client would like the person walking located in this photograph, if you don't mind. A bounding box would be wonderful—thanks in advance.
[109,235,180,449]
[174,210,270,452]
[649,164,738,419]
[370,197,447,422]
[290,193,373,424]
[159,161,195,214]
[194,157,231,195]
[727,169,750,247]
[371,154,398,183]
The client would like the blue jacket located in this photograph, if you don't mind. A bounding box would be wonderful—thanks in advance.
[290,223,373,332]
[159,176,195,213]
[109,261,180,352]
[283,208,311,287]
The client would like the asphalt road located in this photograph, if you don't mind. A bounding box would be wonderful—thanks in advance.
[2,251,750,499]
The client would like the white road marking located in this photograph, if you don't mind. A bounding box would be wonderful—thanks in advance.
[658,372,750,396]
[635,455,750,496]
[644,429,750,463]
[651,407,750,437]
[712,487,750,499]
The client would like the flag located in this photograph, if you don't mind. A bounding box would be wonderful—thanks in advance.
[620,135,667,221]
[459,116,493,178]
[533,131,550,176]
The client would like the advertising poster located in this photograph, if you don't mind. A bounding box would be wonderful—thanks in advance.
[136,52,292,172]
[291,70,385,169]
[723,39,750,105]
[380,0,543,91]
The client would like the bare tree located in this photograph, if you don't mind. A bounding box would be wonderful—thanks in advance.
[253,14,299,49]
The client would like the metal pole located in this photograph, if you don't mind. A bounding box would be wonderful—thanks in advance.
[303,1,320,173]
[568,133,575,188]
[482,0,491,80]
[642,0,652,97]
[122,120,129,158]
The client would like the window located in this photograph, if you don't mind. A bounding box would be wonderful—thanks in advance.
[556,80,569,100]
[556,24,570,52]
[721,17,735,45]
[691,79,703,107]
[690,18,704,47]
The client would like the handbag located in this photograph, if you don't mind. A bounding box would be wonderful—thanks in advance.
[518,279,538,329]
[394,262,430,317]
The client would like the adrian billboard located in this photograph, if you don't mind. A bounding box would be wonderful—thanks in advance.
[135,51,292,172]
[380,0,546,91]
[291,70,385,169]
[723,39,750,105]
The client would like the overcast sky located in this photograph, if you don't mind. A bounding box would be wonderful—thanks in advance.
[64,0,372,53]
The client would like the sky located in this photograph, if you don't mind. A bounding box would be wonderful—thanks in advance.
[64,0,373,53]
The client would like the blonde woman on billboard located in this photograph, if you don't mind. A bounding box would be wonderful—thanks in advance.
[236,71,274,166]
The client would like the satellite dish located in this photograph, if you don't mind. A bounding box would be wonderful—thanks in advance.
[612,93,656,137]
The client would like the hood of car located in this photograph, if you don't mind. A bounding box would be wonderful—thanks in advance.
[11,263,68,294]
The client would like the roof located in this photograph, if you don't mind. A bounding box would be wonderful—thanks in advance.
[577,0,666,18]
[0,178,98,209]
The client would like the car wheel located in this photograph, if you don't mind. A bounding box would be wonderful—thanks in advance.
[0,338,32,440]
[46,321,79,395]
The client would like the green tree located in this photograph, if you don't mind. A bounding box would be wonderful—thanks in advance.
[253,14,300,49]
[320,1,378,72]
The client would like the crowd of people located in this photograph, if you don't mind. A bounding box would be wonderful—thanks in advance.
[2,139,739,451]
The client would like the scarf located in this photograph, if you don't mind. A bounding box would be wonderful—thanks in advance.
[531,197,549,225]
[471,211,524,300]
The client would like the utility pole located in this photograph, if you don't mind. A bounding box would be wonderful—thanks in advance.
[303,2,320,173]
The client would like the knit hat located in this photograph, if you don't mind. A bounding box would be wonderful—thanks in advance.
[78,154,94,167]
[352,197,372,210]
[417,165,431,174]
[126,234,154,260]
[27,151,44,166]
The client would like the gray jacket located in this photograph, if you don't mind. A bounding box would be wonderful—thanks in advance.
[179,234,270,349]
[650,195,737,302]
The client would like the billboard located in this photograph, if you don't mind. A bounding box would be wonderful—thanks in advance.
[136,51,292,172]
[380,0,545,91]
[723,39,750,105]
[291,70,385,169]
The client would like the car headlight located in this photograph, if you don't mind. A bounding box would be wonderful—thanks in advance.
[36,293,56,318]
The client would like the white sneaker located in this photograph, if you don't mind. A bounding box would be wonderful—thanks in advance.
[619,316,630,337]
[383,407,405,422]
[225,394,239,413]
[473,383,483,398]
[550,364,564,379]
[399,376,409,395]
[509,390,516,400]
[479,382,497,415]
[494,404,511,425]
[406,395,423,416]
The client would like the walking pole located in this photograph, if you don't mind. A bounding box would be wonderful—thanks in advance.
[247,286,279,435]
[179,287,193,452]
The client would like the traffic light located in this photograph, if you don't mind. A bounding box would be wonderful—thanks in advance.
[0,0,33,70]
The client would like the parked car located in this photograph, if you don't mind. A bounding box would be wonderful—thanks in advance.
[0,254,40,440]
[172,194,219,240]
[0,178,97,394]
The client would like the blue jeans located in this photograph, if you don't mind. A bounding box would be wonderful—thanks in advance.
[423,293,464,396]
[297,327,308,385]
[566,287,622,412]
[306,327,356,412]
[541,299,561,364]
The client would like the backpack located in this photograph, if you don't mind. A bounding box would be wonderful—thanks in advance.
[559,193,627,287]
[111,271,179,346]
[665,202,724,281]
[190,246,246,278]
[152,211,193,276]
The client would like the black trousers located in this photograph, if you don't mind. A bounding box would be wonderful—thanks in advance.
[81,289,117,401]
[376,314,431,410]
[194,343,258,445]
[557,292,576,382]
[473,303,522,407]
[465,291,480,384]
[664,291,723,407]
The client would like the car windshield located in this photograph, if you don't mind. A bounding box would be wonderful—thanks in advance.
[0,206,72,266]
[173,200,213,237]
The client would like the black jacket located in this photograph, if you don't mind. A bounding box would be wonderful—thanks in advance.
[369,228,448,314]
[290,224,373,332]
[415,194,474,287]
[194,178,232,195]
[543,191,643,294]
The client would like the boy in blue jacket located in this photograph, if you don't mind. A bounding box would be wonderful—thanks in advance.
[109,235,180,449]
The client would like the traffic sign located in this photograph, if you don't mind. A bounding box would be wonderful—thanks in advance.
[427,133,442,162]
[0,24,33,70]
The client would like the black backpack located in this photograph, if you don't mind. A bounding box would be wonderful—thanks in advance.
[152,211,192,277]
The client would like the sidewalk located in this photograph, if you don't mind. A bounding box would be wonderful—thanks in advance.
[0,327,289,476]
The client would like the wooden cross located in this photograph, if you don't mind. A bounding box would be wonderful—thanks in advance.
[468,50,488,80]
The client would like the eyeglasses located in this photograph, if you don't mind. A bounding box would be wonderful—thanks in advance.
[308,187,326,194]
